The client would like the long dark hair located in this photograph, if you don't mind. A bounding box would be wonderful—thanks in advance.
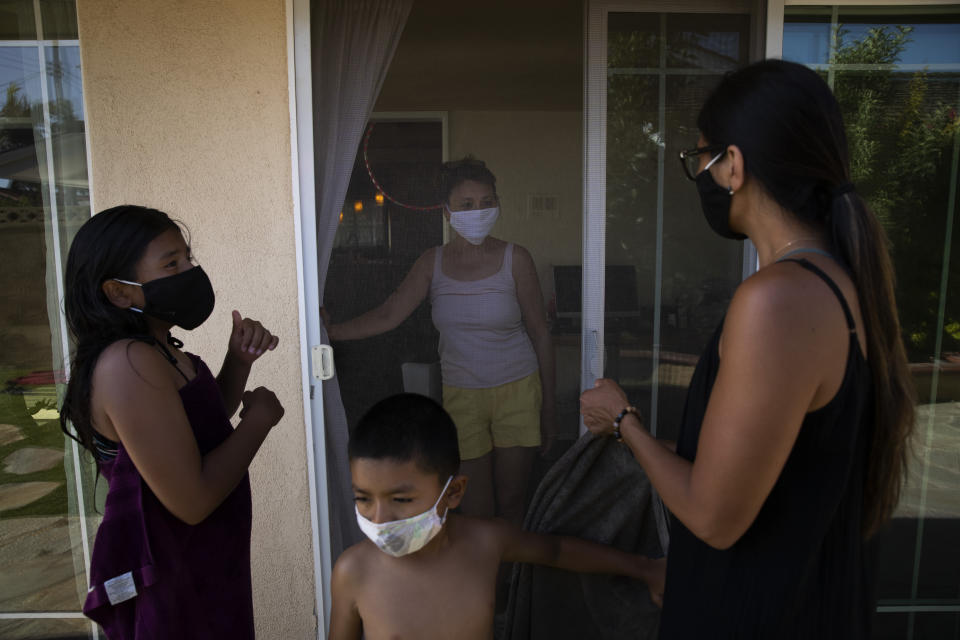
[60,205,180,457]
[698,59,915,537]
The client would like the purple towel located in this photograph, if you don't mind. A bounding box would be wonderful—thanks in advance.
[84,355,254,639]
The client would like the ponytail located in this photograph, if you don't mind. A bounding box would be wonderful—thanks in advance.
[699,60,918,538]
[830,191,916,537]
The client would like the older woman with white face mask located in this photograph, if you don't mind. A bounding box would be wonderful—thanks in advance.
[323,157,556,526]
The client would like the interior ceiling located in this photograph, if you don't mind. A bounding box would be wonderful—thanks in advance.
[374,0,584,112]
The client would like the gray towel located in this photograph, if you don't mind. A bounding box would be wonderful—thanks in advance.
[504,433,669,640]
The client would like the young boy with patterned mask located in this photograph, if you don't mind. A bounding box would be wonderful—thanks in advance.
[329,393,664,640]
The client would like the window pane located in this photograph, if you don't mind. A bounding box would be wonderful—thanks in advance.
[836,10,960,66]
[0,20,94,618]
[666,13,750,70]
[327,121,443,424]
[606,12,749,439]
[44,45,89,260]
[39,0,78,40]
[785,6,960,627]
[0,0,37,40]
[605,72,659,428]
[608,12,659,69]
[783,11,831,65]
[786,6,960,69]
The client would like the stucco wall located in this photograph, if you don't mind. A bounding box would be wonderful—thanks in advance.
[75,1,316,637]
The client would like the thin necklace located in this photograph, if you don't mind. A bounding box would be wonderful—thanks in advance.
[771,236,823,261]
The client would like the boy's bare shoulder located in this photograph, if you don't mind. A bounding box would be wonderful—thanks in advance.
[332,540,378,588]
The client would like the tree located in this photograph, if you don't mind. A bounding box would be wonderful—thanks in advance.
[832,25,960,361]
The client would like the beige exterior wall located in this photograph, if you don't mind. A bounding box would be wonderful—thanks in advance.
[75,1,316,637]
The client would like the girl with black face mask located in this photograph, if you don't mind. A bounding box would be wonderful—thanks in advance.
[60,205,284,639]
[581,60,915,639]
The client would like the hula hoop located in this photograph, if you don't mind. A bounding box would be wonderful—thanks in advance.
[363,122,444,212]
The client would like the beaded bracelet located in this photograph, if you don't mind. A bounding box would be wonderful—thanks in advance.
[612,406,639,441]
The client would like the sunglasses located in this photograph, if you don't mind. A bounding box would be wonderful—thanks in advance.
[678,144,727,181]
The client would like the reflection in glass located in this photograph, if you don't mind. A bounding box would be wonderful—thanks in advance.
[44,46,90,260]
[0,6,94,628]
[327,121,443,425]
[0,0,36,40]
[605,72,658,430]
[836,11,960,66]
[786,7,960,633]
[783,11,832,65]
[606,13,749,441]
[608,12,658,70]
[0,617,92,639]
[39,0,79,40]
[666,14,750,71]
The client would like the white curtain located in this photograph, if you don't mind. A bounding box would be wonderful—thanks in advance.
[312,0,412,559]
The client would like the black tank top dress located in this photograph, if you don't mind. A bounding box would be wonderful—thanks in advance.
[659,259,876,639]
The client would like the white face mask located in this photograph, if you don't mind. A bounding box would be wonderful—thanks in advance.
[447,206,499,245]
[355,476,453,557]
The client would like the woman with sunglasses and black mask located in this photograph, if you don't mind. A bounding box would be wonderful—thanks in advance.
[581,59,915,639]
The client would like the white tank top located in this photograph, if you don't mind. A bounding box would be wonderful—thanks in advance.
[430,243,539,388]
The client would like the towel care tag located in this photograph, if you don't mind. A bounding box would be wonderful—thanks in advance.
[104,572,138,605]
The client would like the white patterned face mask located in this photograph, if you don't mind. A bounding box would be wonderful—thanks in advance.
[355,476,453,557]
[448,206,499,245]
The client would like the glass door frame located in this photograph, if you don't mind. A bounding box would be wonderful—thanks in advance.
[288,0,330,634]
[583,0,759,436]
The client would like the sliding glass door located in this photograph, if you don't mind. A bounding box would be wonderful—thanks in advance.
[0,1,98,637]
[781,5,960,637]
[585,1,759,441]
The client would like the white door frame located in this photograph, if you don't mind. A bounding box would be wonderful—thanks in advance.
[287,0,331,635]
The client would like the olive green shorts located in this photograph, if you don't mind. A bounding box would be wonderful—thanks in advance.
[442,371,542,460]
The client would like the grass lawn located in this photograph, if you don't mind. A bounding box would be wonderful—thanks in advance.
[0,374,98,519]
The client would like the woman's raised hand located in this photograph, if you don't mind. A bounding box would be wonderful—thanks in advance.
[229,310,279,364]
[579,378,633,437]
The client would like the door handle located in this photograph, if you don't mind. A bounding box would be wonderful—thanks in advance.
[311,344,335,381]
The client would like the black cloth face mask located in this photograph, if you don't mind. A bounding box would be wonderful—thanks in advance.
[114,266,216,330]
[695,168,746,241]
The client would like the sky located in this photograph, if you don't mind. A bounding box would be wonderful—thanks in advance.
[784,20,960,68]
